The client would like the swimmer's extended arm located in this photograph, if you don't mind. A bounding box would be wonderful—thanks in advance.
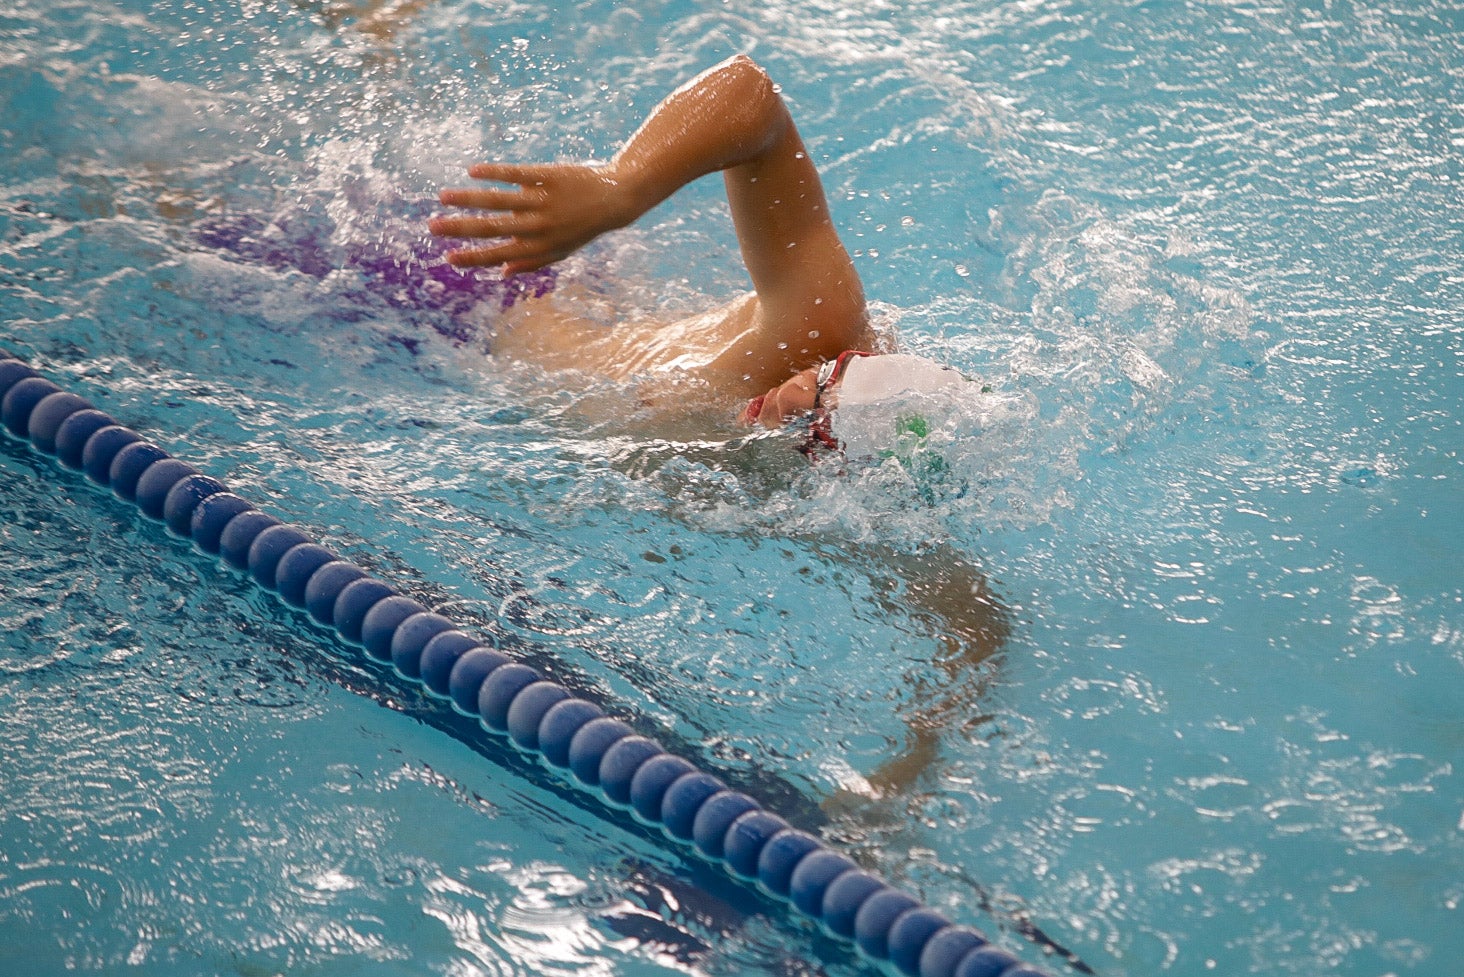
[430,55,867,368]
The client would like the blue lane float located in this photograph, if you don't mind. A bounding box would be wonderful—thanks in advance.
[0,353,1064,977]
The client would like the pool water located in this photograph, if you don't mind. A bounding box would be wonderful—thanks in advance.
[3,0,1461,974]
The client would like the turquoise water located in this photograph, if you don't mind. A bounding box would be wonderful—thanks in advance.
[3,1,1461,975]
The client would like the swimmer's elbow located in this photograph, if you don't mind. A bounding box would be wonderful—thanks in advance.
[718,55,786,130]
[724,54,771,88]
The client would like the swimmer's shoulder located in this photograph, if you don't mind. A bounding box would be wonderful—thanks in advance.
[693,293,876,394]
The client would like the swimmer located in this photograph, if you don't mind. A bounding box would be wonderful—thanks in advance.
[432,56,1005,802]
[429,54,959,440]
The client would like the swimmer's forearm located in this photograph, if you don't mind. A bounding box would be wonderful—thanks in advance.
[606,55,791,219]
[431,56,789,272]
[430,52,847,299]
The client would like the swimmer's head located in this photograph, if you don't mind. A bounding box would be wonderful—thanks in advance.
[738,350,967,440]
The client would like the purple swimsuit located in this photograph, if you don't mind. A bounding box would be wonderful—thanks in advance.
[191,208,557,351]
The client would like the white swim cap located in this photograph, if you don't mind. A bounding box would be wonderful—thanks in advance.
[822,353,970,461]
[830,353,966,408]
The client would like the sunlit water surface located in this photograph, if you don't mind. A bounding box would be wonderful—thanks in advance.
[2,1,1460,975]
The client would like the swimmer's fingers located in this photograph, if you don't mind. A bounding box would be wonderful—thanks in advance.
[441,246,515,270]
[437,187,533,212]
[432,160,632,271]
[465,161,558,187]
[428,213,539,239]
[431,203,578,270]
[443,239,569,275]
[444,226,589,273]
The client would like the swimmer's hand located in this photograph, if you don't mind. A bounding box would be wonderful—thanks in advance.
[430,162,642,275]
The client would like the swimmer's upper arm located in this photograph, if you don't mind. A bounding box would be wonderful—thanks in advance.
[717,59,868,370]
[604,56,866,377]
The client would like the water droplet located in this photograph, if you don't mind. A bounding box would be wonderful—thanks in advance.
[776,342,788,350]
[901,216,914,227]
[794,152,805,160]
[954,263,970,277]
[808,330,820,339]
[814,297,823,305]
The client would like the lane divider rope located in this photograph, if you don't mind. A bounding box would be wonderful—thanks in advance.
[1,353,1062,977]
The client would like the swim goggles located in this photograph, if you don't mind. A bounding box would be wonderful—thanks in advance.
[812,349,873,412]
[804,349,873,455]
